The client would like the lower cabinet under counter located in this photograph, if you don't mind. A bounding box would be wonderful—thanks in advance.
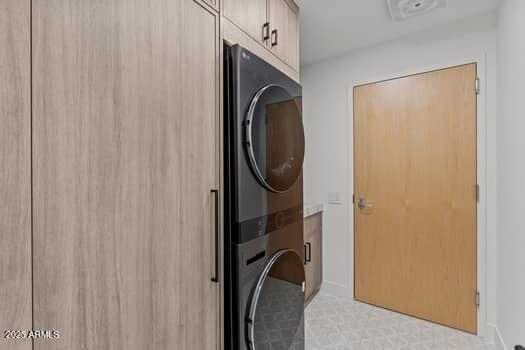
[304,211,323,303]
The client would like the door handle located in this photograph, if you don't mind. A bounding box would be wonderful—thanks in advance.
[211,189,219,283]
[271,29,278,47]
[306,242,312,263]
[262,22,270,42]
[358,196,373,210]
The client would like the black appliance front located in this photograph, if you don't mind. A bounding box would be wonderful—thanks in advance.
[233,233,305,350]
[224,44,305,350]
[225,44,304,244]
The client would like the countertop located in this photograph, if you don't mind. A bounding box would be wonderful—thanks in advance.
[303,203,324,218]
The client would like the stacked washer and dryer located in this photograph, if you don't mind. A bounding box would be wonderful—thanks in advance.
[224,45,306,350]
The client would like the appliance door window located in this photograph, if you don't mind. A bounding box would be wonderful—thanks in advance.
[245,85,304,193]
[246,250,305,350]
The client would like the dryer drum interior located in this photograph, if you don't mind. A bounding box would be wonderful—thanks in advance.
[246,249,306,350]
[245,84,305,193]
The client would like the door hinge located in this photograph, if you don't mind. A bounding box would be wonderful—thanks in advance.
[476,290,480,308]
[475,77,480,95]
[352,194,355,204]
[476,184,480,202]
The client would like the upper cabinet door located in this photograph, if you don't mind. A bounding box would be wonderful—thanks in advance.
[269,0,286,57]
[224,0,268,45]
[224,0,300,75]
[268,0,299,71]
[32,0,220,349]
[285,3,299,71]
[0,0,32,349]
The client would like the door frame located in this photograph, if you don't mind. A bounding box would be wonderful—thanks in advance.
[347,55,489,336]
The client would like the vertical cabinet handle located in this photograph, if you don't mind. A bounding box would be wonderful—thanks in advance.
[304,244,307,265]
[211,189,219,283]
[271,29,278,47]
[306,242,312,263]
[262,22,270,42]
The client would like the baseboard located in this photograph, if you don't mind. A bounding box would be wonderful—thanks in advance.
[320,281,350,297]
[488,324,508,350]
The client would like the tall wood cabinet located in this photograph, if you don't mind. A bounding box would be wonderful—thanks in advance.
[2,0,221,349]
[0,1,32,349]
[1,0,300,348]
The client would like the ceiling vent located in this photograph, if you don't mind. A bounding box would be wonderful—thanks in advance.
[387,0,447,21]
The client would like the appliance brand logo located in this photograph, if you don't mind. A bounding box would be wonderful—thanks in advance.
[242,51,251,60]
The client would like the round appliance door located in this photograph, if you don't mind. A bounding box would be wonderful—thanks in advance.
[246,250,305,350]
[245,84,304,193]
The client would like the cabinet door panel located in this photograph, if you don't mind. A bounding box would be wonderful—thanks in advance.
[285,4,299,71]
[224,0,268,45]
[269,0,286,58]
[304,214,322,302]
[0,1,32,349]
[32,1,220,349]
[268,0,299,71]
[309,224,322,293]
[304,245,314,301]
[203,0,217,10]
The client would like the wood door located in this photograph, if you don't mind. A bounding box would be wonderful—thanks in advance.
[0,1,32,349]
[223,0,268,45]
[32,1,220,349]
[354,64,478,334]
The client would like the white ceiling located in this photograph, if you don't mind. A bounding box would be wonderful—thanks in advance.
[298,0,499,66]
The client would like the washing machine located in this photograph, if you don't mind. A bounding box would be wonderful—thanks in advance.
[224,44,306,350]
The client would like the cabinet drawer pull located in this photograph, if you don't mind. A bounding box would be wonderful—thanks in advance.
[262,22,270,41]
[211,189,219,283]
[306,242,312,263]
[304,244,307,265]
[271,29,278,47]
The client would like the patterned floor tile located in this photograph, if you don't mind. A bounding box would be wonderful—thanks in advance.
[305,291,494,350]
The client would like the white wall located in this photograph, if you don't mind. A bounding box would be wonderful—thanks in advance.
[497,0,525,347]
[301,23,498,328]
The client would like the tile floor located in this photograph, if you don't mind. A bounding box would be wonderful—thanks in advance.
[305,291,494,350]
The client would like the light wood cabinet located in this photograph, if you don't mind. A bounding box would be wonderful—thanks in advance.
[0,1,32,349]
[269,0,286,59]
[304,213,323,303]
[29,0,221,349]
[223,0,300,74]
[203,0,218,11]
[224,0,268,45]
[284,4,299,70]
[223,17,299,82]
[269,0,299,71]
[3,0,226,348]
